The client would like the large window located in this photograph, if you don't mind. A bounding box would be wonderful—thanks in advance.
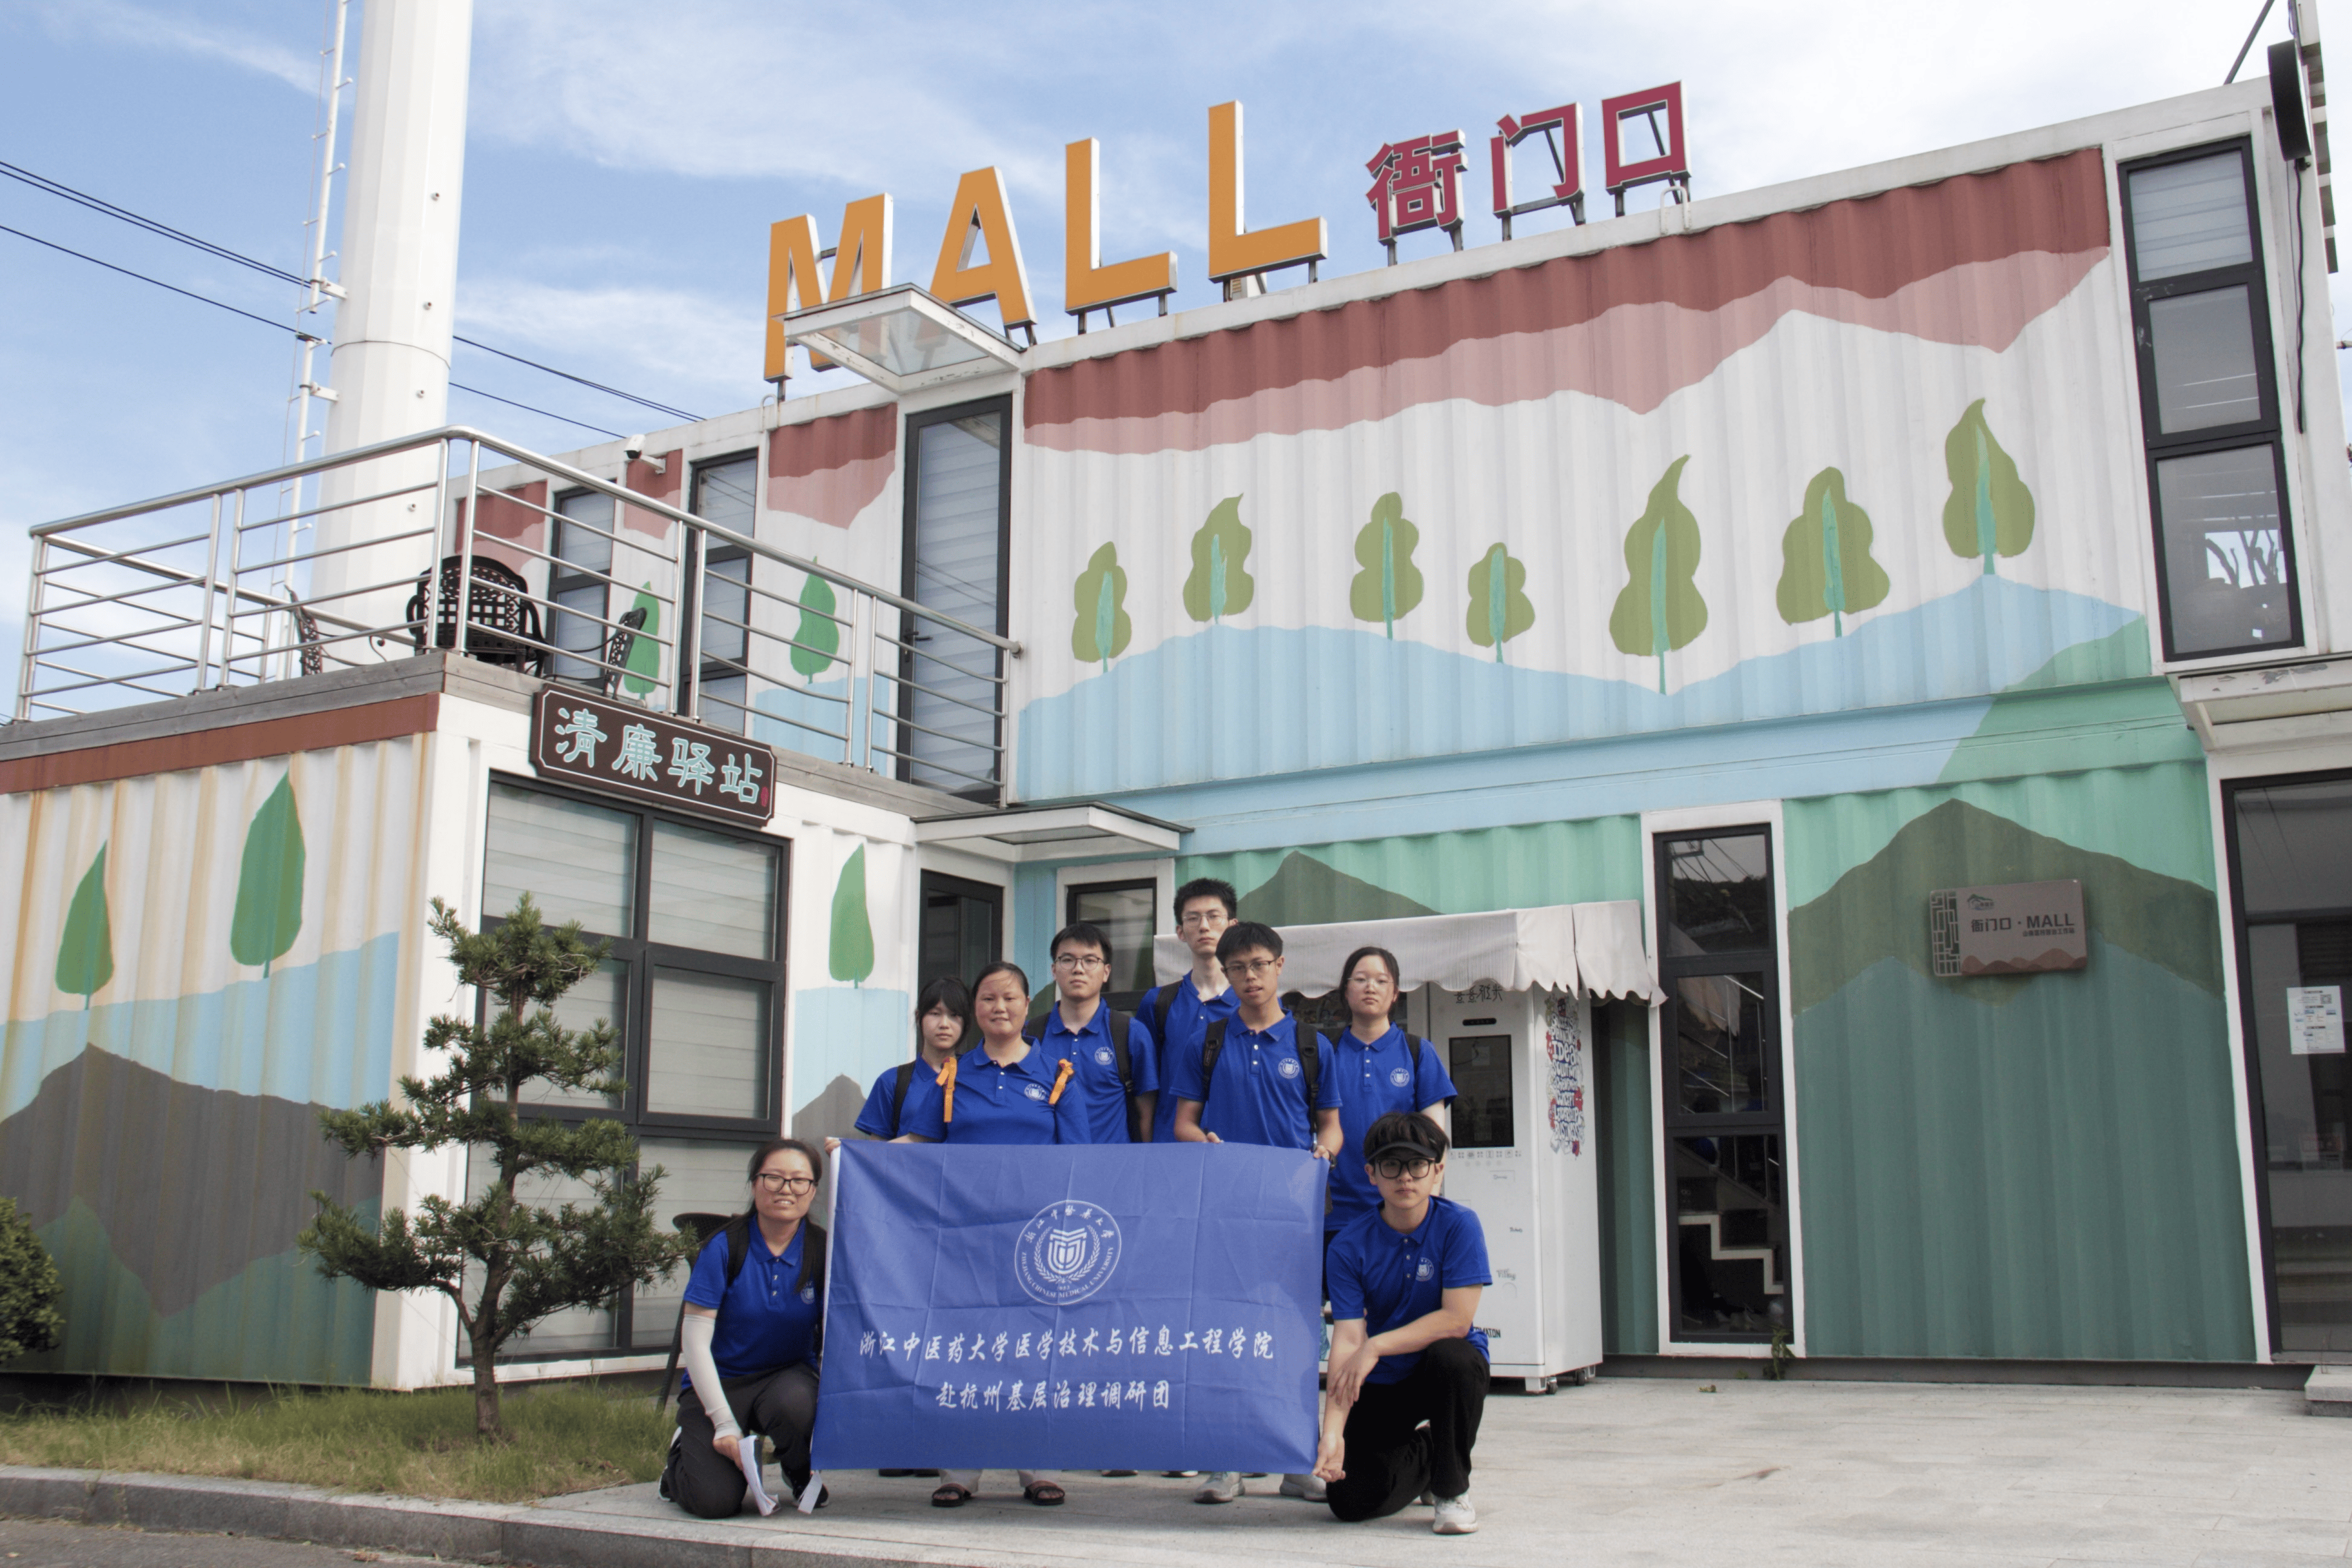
[901,399,1010,796]
[548,489,616,684]
[2120,140,2301,660]
[468,777,787,1361]
[1655,829,1790,1344]
[687,454,757,734]
[1067,878,1156,1008]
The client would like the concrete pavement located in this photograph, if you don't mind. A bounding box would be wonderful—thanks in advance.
[5,1376,2347,1567]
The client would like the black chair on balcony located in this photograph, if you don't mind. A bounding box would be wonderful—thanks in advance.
[404,555,549,676]
[600,606,648,696]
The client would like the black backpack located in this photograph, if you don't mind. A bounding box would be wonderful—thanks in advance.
[1024,1008,1142,1140]
[883,1059,927,1138]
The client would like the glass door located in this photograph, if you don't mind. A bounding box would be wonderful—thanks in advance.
[1655,828,1791,1344]
[2229,773,2352,1357]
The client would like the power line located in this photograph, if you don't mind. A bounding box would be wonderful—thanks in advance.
[1,158,701,423]
[454,336,700,423]
[0,222,319,339]
[0,223,632,442]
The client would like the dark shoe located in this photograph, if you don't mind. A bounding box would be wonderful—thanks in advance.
[912,1469,941,1477]
[1100,1469,1138,1477]
[880,1468,912,1477]
[785,1468,829,1509]
[1024,1480,1067,1506]
[932,1483,973,1508]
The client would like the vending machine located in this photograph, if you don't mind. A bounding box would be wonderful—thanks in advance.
[1406,981,1604,1390]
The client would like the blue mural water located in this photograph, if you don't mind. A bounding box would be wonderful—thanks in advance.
[0,931,402,1121]
[1016,577,2142,802]
[792,984,915,1114]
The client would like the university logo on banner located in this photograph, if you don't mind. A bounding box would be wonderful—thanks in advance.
[812,1145,1324,1474]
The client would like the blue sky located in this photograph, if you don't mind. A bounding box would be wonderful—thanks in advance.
[0,0,2321,690]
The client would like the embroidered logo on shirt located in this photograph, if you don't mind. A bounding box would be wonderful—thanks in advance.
[1416,1256,1437,1282]
[800,1283,817,1304]
[1025,1082,1048,1101]
[1013,1200,1124,1305]
[1389,1067,1411,1088]
[1094,1045,1116,1068]
[1277,1056,1301,1079]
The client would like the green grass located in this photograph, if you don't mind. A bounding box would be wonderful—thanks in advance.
[0,1382,671,1503]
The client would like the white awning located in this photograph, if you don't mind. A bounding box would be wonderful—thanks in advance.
[1153,901,1662,1004]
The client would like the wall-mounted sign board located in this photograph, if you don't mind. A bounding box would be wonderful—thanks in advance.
[530,687,777,828]
[1928,880,2086,978]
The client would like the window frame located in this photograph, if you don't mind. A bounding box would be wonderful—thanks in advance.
[466,771,789,1364]
[2116,137,2304,662]
[547,487,617,684]
[679,451,760,729]
[898,395,1013,794]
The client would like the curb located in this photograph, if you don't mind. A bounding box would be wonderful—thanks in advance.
[0,1467,939,1568]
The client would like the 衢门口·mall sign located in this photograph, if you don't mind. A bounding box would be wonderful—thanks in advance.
[764,87,1693,378]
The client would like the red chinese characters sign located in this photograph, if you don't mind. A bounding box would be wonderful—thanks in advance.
[530,687,776,828]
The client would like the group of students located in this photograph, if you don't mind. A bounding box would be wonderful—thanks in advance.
[662,878,1492,1537]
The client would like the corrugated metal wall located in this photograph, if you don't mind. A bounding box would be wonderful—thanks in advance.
[0,737,429,1382]
[1011,150,2155,802]
[1785,754,2255,1361]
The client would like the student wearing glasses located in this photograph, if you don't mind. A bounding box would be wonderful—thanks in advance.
[1315,1112,1491,1535]
[1025,922,1156,1144]
[899,959,1090,1507]
[1133,879,1240,1143]
[1169,921,1343,1506]
[664,1139,829,1518]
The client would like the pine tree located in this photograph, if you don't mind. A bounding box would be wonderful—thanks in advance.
[299,895,693,1439]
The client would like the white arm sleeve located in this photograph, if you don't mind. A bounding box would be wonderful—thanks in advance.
[680,1312,739,1443]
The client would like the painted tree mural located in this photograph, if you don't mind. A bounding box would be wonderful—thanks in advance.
[789,572,839,681]
[1465,544,1534,662]
[1182,497,1255,623]
[54,844,113,1009]
[1775,467,1890,636]
[1941,399,2036,575]
[1071,543,1133,670]
[829,843,875,985]
[1609,456,1709,694]
[1350,492,1425,638]
[230,772,305,978]
[621,585,662,696]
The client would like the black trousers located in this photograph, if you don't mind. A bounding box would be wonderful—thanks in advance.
[670,1362,820,1519]
[1326,1339,1488,1522]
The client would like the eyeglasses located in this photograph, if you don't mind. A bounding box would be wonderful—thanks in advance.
[1221,958,1279,978]
[754,1172,815,1194]
[1052,953,1106,970]
[1372,1157,1437,1181]
[1178,911,1227,928]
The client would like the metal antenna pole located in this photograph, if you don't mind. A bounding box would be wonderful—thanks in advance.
[278,0,352,598]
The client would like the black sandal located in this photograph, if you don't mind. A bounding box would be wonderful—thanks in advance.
[1024,1480,1066,1506]
[931,1483,973,1508]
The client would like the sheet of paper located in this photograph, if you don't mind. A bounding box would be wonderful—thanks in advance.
[2292,985,2346,1056]
[796,1469,825,1515]
[737,1438,779,1516]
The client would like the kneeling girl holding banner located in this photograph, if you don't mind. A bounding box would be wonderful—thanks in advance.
[899,959,1093,1506]
[664,1139,829,1518]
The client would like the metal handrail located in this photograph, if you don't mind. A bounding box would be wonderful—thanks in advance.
[18,425,1021,802]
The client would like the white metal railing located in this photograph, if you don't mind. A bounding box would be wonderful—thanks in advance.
[15,426,1021,802]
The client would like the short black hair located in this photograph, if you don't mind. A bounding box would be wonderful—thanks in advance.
[972,959,1031,999]
[1051,921,1113,965]
[747,1137,824,1184]
[1175,878,1238,921]
[1362,1110,1449,1165]
[914,975,976,1050]
[1215,921,1284,962]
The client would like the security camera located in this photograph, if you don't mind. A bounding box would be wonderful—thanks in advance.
[621,437,665,475]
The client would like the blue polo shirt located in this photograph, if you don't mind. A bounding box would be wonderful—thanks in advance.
[900,1042,1077,1145]
[680,1223,820,1385]
[1165,1010,1340,1151]
[1031,1002,1158,1144]
[1136,977,1239,1143]
[1325,1026,1459,1232]
[1325,1197,1492,1384]
[852,1056,949,1140]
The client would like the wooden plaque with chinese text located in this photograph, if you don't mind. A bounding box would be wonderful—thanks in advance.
[530,687,777,828]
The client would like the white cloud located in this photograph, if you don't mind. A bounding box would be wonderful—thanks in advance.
[459,276,754,406]
[25,0,318,93]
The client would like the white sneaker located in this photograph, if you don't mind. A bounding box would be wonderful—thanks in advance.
[1192,1471,1244,1504]
[1432,1494,1478,1535]
[1278,1472,1326,1501]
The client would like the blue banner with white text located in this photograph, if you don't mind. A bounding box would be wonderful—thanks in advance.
[811,1143,1323,1473]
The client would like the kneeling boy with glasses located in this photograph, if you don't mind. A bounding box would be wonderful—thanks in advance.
[1314,1111,1491,1535]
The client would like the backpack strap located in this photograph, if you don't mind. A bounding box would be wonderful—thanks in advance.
[720,1212,753,1292]
[888,1059,918,1138]
[1296,1023,1322,1109]
[1200,1018,1227,1097]
[1154,979,1180,1039]
[1407,1033,1425,1081]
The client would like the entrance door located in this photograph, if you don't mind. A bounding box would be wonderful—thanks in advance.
[919,872,1002,998]
[2228,773,2352,1357]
